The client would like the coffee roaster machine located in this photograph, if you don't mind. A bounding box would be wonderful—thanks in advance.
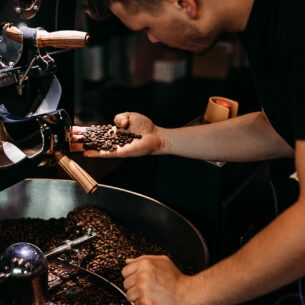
[0,0,94,191]
[0,1,209,304]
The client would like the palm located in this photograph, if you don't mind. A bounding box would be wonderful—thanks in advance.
[71,112,160,158]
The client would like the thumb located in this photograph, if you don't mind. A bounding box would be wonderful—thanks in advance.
[114,112,130,129]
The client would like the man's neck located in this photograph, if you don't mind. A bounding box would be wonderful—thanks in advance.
[200,0,254,32]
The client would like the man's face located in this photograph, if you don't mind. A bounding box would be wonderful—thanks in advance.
[110,1,217,54]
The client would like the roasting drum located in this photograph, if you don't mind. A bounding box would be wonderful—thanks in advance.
[0,178,208,272]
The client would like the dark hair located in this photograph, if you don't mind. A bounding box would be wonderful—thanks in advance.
[82,0,162,21]
[82,0,112,21]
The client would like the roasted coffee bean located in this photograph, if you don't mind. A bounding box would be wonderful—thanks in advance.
[78,125,142,151]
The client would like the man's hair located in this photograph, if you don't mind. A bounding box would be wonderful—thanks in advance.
[83,0,162,21]
[82,0,111,21]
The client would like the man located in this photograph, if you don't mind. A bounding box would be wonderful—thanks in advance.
[72,0,305,304]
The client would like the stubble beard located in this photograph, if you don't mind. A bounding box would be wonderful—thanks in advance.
[169,18,219,55]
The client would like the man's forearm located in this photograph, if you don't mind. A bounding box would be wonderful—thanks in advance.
[157,111,294,162]
[188,200,305,305]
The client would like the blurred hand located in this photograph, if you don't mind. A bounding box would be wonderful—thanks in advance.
[122,255,192,305]
[70,112,162,158]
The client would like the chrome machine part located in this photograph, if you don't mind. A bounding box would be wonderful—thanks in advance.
[0,140,27,166]
[25,74,62,116]
[0,105,72,168]
[13,0,41,19]
[0,242,48,304]
[44,229,97,260]
[0,105,98,194]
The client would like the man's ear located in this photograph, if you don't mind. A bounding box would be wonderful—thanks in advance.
[174,0,198,19]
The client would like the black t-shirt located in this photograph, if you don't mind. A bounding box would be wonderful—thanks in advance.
[239,0,305,148]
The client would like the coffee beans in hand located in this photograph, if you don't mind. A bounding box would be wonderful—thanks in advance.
[77,124,142,151]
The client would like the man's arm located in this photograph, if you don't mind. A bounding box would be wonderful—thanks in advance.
[159,111,294,162]
[184,140,305,305]
[72,111,294,162]
[122,141,305,305]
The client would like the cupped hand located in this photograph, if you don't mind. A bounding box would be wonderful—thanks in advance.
[122,255,192,305]
[70,112,162,158]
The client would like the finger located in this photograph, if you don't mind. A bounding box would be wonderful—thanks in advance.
[70,143,85,152]
[125,286,141,305]
[126,255,158,264]
[125,258,138,264]
[114,112,131,129]
[122,255,155,279]
[83,149,118,158]
[72,126,87,134]
[122,264,141,294]
[71,134,84,142]
[123,272,137,291]
[122,259,139,279]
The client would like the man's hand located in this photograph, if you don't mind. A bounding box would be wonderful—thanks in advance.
[122,255,192,305]
[70,112,162,158]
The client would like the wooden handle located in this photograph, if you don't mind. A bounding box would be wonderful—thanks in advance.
[36,30,90,49]
[4,25,23,43]
[55,152,98,194]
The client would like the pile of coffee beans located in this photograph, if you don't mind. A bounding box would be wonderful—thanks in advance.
[77,125,142,151]
[62,206,177,286]
[48,259,128,305]
[0,206,189,305]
